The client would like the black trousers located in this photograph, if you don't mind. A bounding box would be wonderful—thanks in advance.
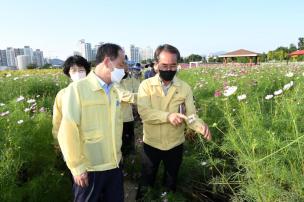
[122,121,135,157]
[73,168,124,202]
[137,143,184,199]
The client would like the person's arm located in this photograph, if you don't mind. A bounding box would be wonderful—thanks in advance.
[52,90,63,145]
[137,81,170,124]
[185,87,211,141]
[115,83,137,104]
[58,85,87,176]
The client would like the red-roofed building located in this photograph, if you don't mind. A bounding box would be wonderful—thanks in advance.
[289,50,304,56]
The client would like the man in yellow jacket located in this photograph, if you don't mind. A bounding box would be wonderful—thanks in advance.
[58,43,135,202]
[136,44,212,199]
[120,67,140,157]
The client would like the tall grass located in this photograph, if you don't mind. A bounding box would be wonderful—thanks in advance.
[0,70,71,202]
[178,63,304,201]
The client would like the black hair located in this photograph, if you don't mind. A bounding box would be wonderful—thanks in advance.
[154,44,181,63]
[63,55,91,77]
[95,43,123,65]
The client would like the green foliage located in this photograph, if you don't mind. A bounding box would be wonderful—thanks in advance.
[0,69,71,202]
[1,64,304,201]
[178,63,304,201]
[185,54,204,62]
[298,37,304,50]
[27,64,38,69]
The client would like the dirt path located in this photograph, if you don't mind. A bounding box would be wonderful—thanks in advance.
[124,180,137,202]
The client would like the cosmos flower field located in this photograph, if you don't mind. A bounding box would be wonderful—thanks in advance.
[1,63,304,201]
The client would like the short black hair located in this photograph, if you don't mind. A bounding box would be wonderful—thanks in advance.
[154,44,181,63]
[63,55,91,77]
[95,43,123,65]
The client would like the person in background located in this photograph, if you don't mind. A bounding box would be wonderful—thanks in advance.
[120,57,140,157]
[52,55,91,146]
[136,44,212,199]
[144,62,156,79]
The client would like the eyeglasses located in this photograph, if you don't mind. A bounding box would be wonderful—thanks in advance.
[69,66,86,73]
[158,63,178,71]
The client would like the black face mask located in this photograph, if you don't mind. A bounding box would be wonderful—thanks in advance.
[122,72,128,80]
[159,70,177,81]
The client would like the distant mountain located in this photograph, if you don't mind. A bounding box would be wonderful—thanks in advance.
[49,58,64,66]
[208,51,226,56]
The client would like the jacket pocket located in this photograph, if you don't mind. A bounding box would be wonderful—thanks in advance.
[82,130,107,166]
[81,99,107,131]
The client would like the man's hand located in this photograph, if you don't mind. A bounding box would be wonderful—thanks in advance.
[168,113,187,126]
[198,123,212,141]
[73,172,89,188]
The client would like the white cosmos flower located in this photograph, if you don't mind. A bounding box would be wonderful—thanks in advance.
[161,192,167,198]
[237,94,247,101]
[13,77,19,80]
[27,99,36,104]
[17,120,24,124]
[223,86,237,97]
[201,161,207,166]
[16,96,25,102]
[285,72,294,77]
[274,89,283,96]
[24,108,30,112]
[283,81,294,91]
[0,103,5,107]
[0,111,10,116]
[6,73,11,77]
[265,95,274,100]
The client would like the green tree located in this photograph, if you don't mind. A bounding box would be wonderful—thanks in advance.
[259,53,267,62]
[289,43,297,52]
[41,63,52,69]
[187,54,203,62]
[298,37,304,50]
[267,51,274,61]
[27,64,38,69]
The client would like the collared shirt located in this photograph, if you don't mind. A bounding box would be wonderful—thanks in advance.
[94,72,113,98]
[160,78,173,96]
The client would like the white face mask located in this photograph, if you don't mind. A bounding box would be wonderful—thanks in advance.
[111,67,125,83]
[70,72,86,82]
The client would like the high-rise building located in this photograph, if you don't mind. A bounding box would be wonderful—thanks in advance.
[0,50,8,66]
[14,48,24,57]
[78,39,93,62]
[16,55,31,70]
[23,46,33,63]
[142,46,154,61]
[92,42,104,62]
[33,49,44,67]
[6,47,16,67]
[130,45,141,63]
